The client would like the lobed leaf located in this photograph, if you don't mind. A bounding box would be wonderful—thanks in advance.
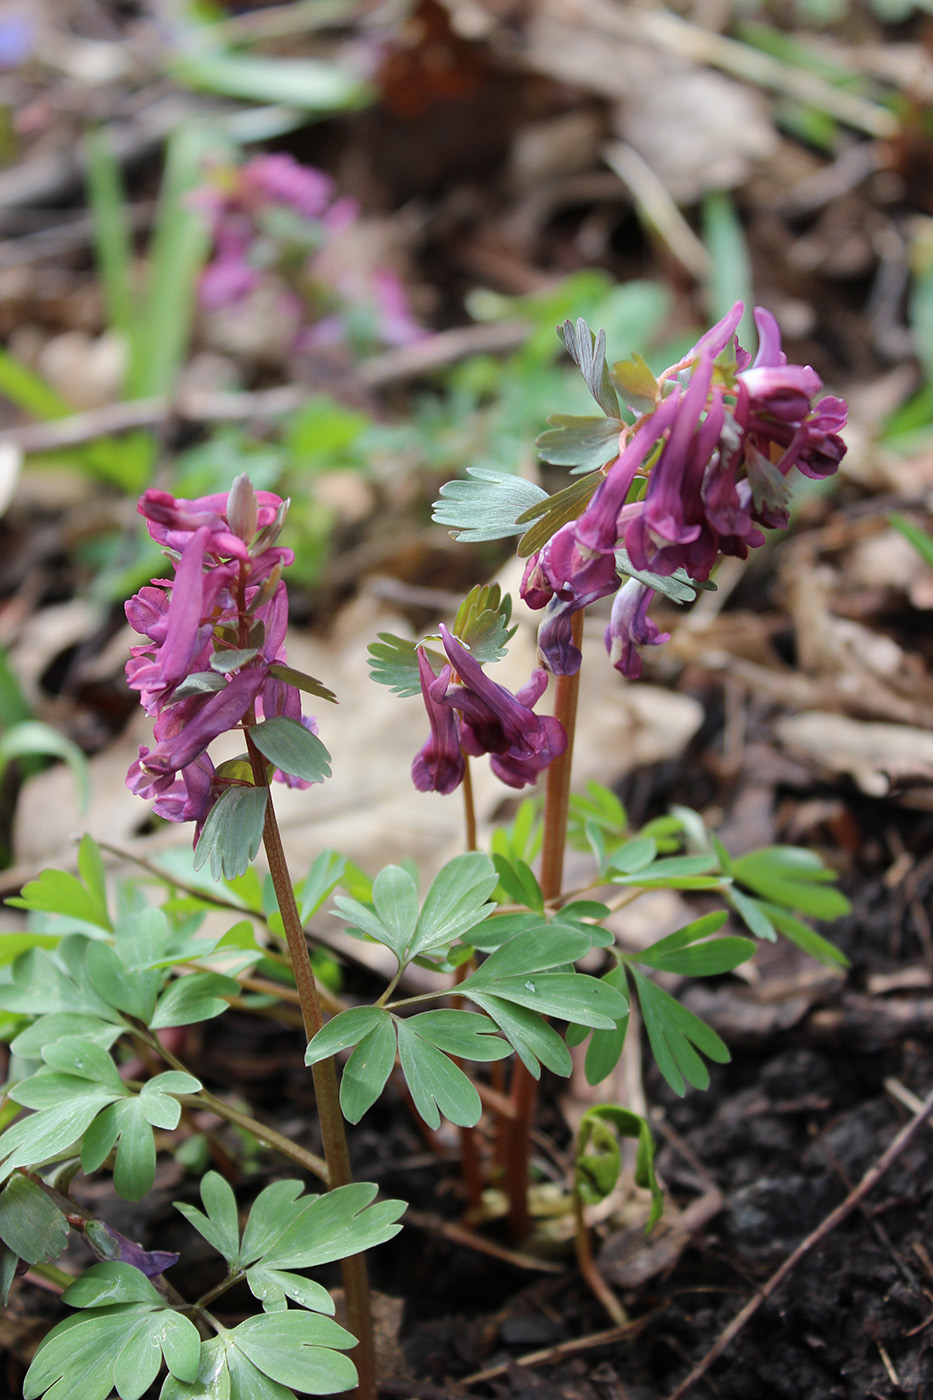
[536,414,624,470]
[629,968,730,1097]
[432,467,549,543]
[396,1020,482,1130]
[194,786,269,882]
[557,318,621,418]
[366,633,446,697]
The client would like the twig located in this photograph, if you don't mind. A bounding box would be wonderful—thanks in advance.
[663,1086,933,1400]
[461,1318,652,1386]
[0,322,529,455]
[404,1208,564,1275]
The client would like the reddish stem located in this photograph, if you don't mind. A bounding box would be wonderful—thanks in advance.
[503,611,584,1242]
[245,733,376,1400]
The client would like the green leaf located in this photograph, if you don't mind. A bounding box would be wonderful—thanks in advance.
[108,1100,158,1201]
[6,864,110,930]
[267,662,337,706]
[759,901,850,968]
[225,1310,357,1395]
[629,967,730,1096]
[516,471,603,556]
[633,912,755,976]
[610,852,726,890]
[245,1266,334,1316]
[332,865,418,966]
[463,926,592,985]
[536,414,624,469]
[468,972,626,1028]
[608,836,657,874]
[432,467,549,543]
[581,965,630,1085]
[194,786,269,882]
[452,584,517,663]
[574,1105,663,1228]
[13,1014,130,1061]
[296,850,346,924]
[732,845,851,919]
[465,996,571,1077]
[86,941,161,1024]
[170,51,370,113]
[611,352,659,413]
[727,886,778,942]
[407,1009,509,1061]
[158,1336,232,1400]
[249,717,332,784]
[491,856,544,915]
[63,1262,162,1309]
[0,1173,70,1264]
[25,1266,201,1400]
[464,912,542,953]
[41,1036,125,1091]
[0,1091,120,1177]
[338,1016,397,1123]
[410,853,498,959]
[305,1006,389,1066]
[366,634,447,697]
[174,1171,242,1266]
[234,1180,404,1271]
[557,318,621,417]
[150,972,238,1029]
[210,647,260,674]
[614,548,709,604]
[171,671,228,701]
[396,1019,482,1129]
[0,1243,18,1308]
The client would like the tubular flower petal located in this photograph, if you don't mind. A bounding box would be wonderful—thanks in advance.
[411,649,465,795]
[605,580,670,679]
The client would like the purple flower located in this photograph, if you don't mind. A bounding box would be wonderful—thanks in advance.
[604,580,670,679]
[435,627,566,788]
[412,649,465,795]
[521,300,848,678]
[411,628,567,792]
[125,476,319,841]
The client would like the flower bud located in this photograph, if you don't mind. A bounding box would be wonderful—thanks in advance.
[227,473,259,543]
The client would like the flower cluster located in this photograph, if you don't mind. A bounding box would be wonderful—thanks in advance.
[412,626,566,794]
[125,475,316,840]
[195,152,423,351]
[521,302,847,678]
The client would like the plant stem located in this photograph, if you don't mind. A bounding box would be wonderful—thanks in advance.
[245,733,377,1400]
[174,1091,329,1182]
[461,754,477,852]
[504,612,584,1242]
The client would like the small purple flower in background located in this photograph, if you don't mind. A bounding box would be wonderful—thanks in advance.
[194,152,424,352]
[125,475,318,843]
[521,300,847,679]
[412,626,566,793]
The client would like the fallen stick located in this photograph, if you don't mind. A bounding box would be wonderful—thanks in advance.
[664,1085,933,1400]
